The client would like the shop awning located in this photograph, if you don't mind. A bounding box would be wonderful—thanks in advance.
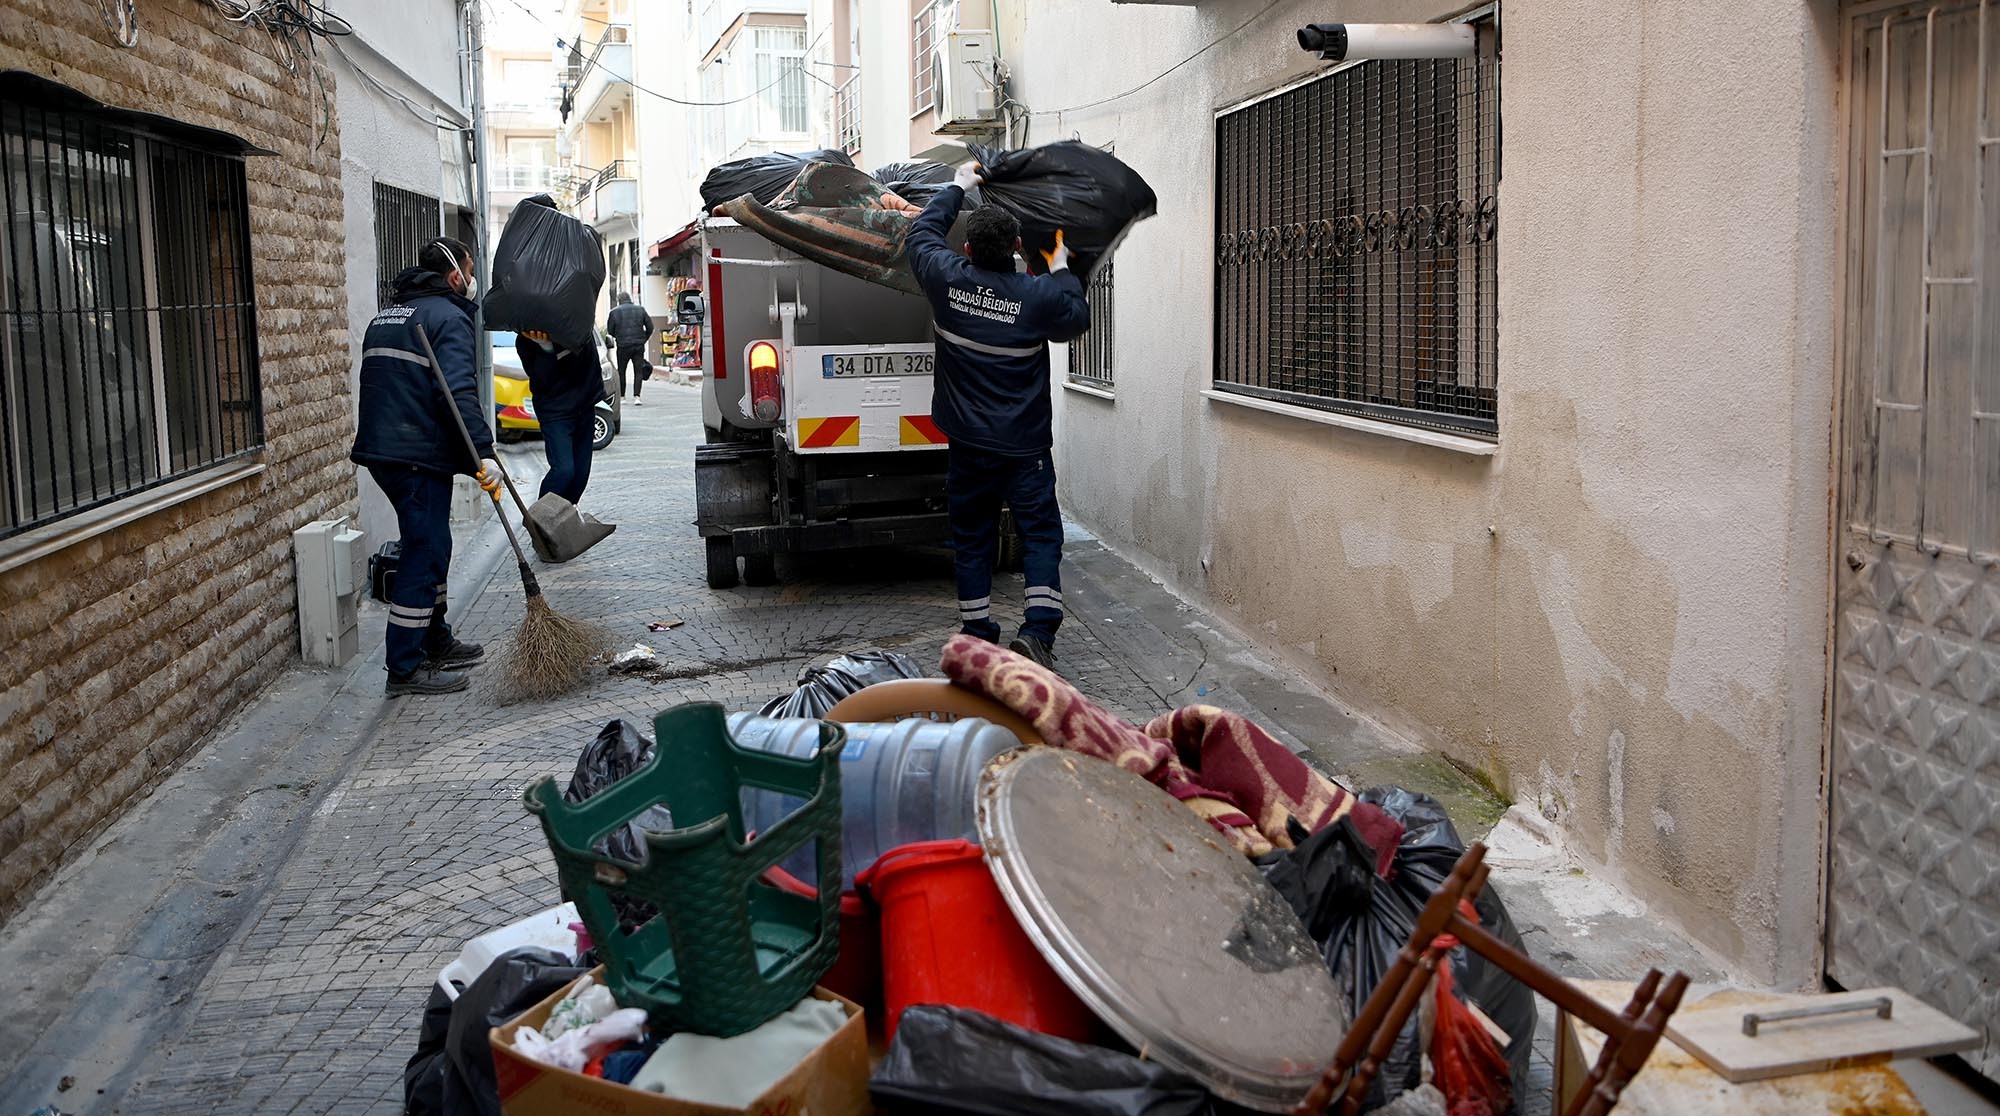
[650,220,699,260]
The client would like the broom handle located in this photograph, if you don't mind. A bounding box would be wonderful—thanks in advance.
[410,324,541,596]
[485,449,537,522]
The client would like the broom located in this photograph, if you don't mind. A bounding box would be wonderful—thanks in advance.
[412,325,609,704]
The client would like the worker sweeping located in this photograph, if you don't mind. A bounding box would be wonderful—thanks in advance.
[905,162,1090,672]
[349,237,498,697]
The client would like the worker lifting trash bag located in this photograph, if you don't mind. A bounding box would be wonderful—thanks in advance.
[483,195,605,353]
[967,140,1158,283]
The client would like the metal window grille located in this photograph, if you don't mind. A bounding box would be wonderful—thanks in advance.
[1068,263,1115,388]
[373,182,441,309]
[752,26,810,136]
[912,0,959,115]
[1213,15,1500,438]
[835,74,863,156]
[0,99,264,539]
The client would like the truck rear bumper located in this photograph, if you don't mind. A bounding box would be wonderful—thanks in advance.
[720,513,953,556]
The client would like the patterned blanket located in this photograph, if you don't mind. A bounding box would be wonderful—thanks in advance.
[939,635,1401,872]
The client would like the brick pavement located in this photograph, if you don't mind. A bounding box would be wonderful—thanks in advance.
[112,383,1257,1113]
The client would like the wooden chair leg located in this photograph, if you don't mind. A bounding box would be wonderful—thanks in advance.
[1337,940,1452,1116]
[1560,970,1660,1116]
[1294,845,1488,1116]
[1572,972,1688,1116]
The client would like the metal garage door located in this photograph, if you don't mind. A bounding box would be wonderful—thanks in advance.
[1827,0,2000,1082]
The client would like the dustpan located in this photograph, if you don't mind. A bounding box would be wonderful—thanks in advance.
[523,492,616,563]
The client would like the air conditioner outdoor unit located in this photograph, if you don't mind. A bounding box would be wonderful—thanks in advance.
[936,29,999,135]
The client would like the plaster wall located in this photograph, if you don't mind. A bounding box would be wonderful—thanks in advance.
[1011,0,1841,983]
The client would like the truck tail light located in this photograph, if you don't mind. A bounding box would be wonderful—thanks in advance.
[747,340,782,422]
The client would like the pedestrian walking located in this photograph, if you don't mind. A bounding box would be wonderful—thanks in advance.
[516,329,606,506]
[906,163,1090,672]
[605,291,656,405]
[350,237,498,696]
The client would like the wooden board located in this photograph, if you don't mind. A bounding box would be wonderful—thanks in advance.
[1666,987,1981,1084]
[1557,982,1928,1116]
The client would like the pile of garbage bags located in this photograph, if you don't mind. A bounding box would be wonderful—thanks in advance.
[703,143,1155,295]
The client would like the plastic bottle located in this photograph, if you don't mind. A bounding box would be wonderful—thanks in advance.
[729,712,1021,892]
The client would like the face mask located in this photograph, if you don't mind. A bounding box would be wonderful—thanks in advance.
[455,266,477,299]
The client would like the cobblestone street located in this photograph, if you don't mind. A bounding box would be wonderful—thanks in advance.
[4,382,1729,1115]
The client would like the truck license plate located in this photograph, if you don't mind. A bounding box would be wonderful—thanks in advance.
[822,352,933,379]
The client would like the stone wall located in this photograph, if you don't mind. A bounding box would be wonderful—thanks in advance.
[0,0,356,918]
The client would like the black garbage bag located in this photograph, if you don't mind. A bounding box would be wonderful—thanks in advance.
[700,148,856,212]
[966,141,1157,282]
[1256,789,1534,1113]
[871,1005,1216,1116]
[758,650,929,719]
[482,195,605,352]
[404,947,587,1116]
[564,719,674,864]
[872,159,956,205]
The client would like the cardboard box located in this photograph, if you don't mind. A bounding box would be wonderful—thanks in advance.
[492,968,872,1116]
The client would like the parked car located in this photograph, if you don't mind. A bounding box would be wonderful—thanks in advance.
[492,356,620,451]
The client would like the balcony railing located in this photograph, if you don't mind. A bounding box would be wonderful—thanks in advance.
[834,75,861,156]
[574,159,638,202]
[492,163,558,192]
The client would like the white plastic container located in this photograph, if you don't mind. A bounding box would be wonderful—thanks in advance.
[435,902,580,1000]
[730,713,1021,892]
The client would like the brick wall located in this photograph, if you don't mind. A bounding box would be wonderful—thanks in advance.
[0,0,356,918]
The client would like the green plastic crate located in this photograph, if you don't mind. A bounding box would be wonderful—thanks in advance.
[523,702,844,1037]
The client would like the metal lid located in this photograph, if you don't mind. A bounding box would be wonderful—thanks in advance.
[976,748,1346,1111]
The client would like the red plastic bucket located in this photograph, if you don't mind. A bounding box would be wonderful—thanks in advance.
[857,838,1096,1042]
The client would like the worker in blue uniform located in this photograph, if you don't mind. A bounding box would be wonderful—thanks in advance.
[905,162,1091,672]
[515,330,607,506]
[350,237,499,697]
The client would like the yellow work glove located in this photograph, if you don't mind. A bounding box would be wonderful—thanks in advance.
[1039,229,1071,273]
[477,457,502,496]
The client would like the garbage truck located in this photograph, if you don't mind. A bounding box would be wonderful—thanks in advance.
[683,217,1017,589]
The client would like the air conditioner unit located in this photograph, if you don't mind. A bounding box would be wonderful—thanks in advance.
[936,29,999,135]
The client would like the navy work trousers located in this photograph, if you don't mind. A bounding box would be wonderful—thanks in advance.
[947,444,1063,645]
[539,409,595,505]
[370,466,457,678]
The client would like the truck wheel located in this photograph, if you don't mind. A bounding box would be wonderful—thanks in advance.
[996,511,1026,573]
[742,554,777,587]
[705,537,739,590]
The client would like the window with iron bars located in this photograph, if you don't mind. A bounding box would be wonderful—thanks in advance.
[373,182,441,309]
[1213,14,1500,439]
[0,98,264,539]
[1068,263,1115,390]
[912,0,959,115]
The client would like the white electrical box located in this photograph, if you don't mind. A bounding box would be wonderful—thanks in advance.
[937,29,999,134]
[294,516,366,667]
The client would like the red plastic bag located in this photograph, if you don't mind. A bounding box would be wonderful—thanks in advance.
[1430,933,1512,1116]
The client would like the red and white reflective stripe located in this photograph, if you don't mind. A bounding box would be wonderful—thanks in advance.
[707,248,727,380]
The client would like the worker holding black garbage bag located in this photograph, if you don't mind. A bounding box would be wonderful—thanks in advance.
[349,236,497,698]
[484,194,613,510]
[905,161,1091,673]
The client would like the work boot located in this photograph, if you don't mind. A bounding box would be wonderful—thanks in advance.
[385,666,470,697]
[424,639,486,670]
[1008,634,1058,673]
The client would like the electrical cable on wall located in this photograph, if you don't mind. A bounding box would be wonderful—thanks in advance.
[95,0,139,47]
[1017,0,1286,131]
